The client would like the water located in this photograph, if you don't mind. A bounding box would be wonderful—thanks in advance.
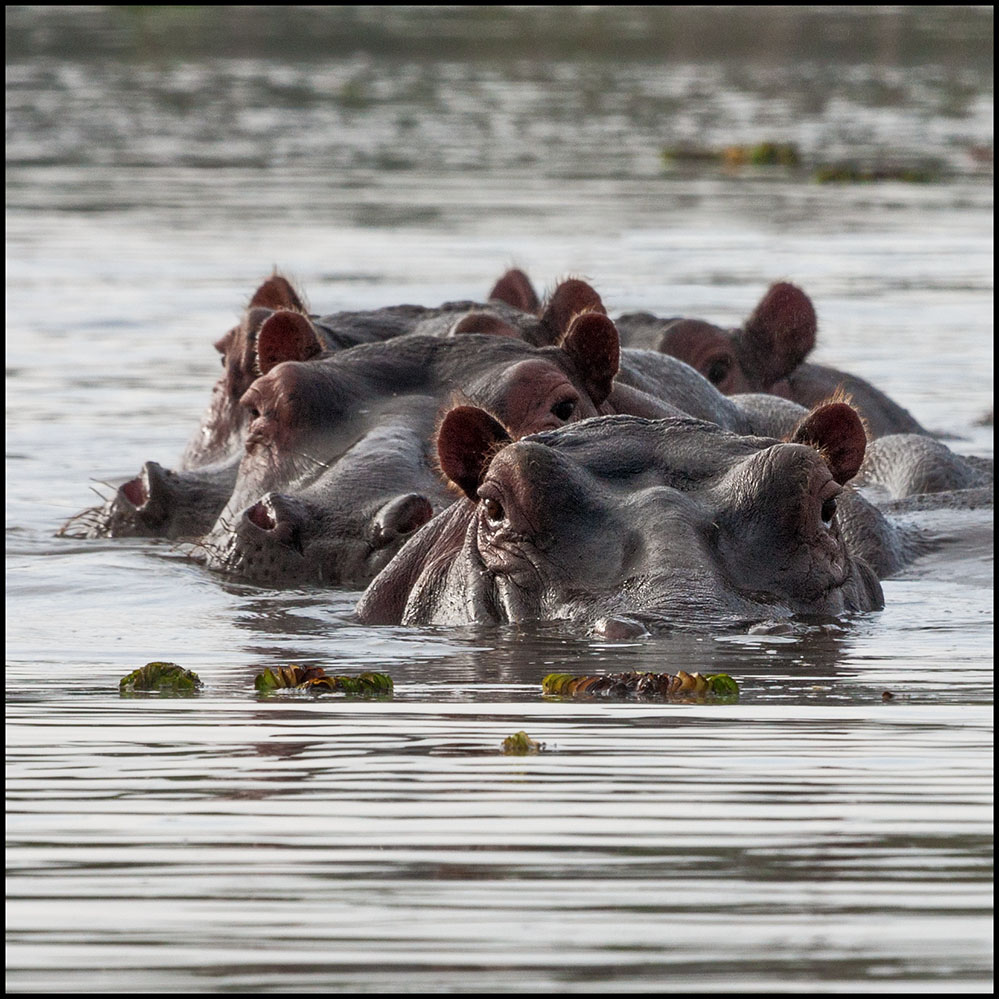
[5,8,993,992]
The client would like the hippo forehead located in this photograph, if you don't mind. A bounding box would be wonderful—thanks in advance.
[506,415,774,490]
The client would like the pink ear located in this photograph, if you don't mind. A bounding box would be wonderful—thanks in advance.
[256,311,322,373]
[449,311,521,338]
[489,269,541,314]
[789,401,867,484]
[437,406,512,500]
[539,279,606,342]
[559,312,620,407]
[249,274,306,312]
[740,282,817,387]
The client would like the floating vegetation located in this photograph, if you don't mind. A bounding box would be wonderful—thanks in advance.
[662,143,939,183]
[119,662,203,696]
[502,731,542,755]
[254,665,393,697]
[542,670,738,703]
[726,142,801,167]
[813,164,937,183]
[662,142,800,168]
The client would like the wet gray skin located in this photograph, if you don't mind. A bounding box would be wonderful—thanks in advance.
[356,404,887,633]
[615,281,931,438]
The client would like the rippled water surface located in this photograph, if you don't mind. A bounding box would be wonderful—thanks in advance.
[6,7,993,992]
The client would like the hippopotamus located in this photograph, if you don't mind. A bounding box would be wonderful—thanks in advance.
[613,282,931,439]
[355,402,888,633]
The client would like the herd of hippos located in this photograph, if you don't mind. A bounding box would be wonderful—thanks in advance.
[62,269,993,637]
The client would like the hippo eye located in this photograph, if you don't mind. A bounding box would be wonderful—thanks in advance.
[248,407,261,420]
[707,357,731,385]
[820,497,837,523]
[551,398,576,421]
[220,354,226,368]
[482,497,504,523]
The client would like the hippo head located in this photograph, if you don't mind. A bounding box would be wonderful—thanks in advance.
[657,282,817,396]
[356,401,883,632]
[181,275,320,468]
[198,357,445,588]
[58,458,238,541]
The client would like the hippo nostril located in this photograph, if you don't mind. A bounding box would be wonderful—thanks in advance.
[370,494,435,550]
[247,500,276,532]
[120,476,147,508]
[483,497,504,522]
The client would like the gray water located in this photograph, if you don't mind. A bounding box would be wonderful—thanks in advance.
[5,7,994,993]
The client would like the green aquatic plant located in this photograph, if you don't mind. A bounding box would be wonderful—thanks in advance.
[542,670,738,702]
[813,164,937,183]
[502,731,542,755]
[254,665,393,697]
[119,662,203,696]
[662,142,800,168]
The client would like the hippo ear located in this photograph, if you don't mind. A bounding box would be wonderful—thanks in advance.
[437,406,512,500]
[249,274,306,313]
[789,401,867,485]
[489,269,541,314]
[559,312,620,408]
[256,311,322,374]
[739,282,817,388]
[449,311,521,338]
[537,279,606,344]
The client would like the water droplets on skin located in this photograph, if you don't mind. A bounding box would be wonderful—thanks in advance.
[5,12,993,993]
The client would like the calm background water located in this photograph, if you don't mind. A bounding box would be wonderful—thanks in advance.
[6,7,993,993]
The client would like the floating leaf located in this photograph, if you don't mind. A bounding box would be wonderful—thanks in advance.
[254,665,393,697]
[747,141,800,166]
[663,142,799,168]
[813,164,936,184]
[119,662,202,696]
[542,671,738,703]
[254,664,325,692]
[502,731,541,755]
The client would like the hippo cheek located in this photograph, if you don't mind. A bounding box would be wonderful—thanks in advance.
[717,446,859,607]
[847,556,884,612]
[402,543,506,627]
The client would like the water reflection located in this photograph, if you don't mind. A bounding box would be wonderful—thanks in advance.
[217,584,909,706]
[5,6,992,992]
